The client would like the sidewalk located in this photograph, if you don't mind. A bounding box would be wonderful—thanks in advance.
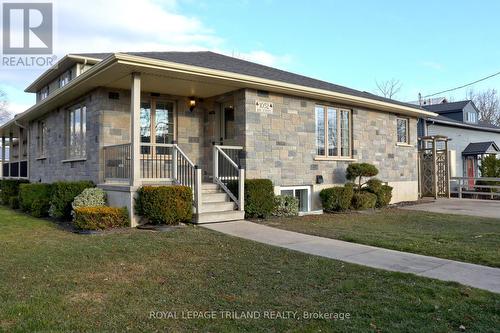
[203,221,500,293]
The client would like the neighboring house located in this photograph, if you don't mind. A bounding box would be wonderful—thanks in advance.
[419,100,500,178]
[0,51,435,225]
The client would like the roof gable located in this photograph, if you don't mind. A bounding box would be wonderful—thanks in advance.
[462,141,500,155]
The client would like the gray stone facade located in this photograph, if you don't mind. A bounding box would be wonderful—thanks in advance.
[26,86,418,206]
[242,89,418,186]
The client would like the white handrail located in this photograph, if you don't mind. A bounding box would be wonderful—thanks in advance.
[174,144,196,167]
[215,145,243,150]
[215,146,239,169]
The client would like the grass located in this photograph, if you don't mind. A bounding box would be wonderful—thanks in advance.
[0,206,499,332]
[262,208,500,267]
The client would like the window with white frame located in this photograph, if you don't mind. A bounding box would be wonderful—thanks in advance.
[59,70,72,88]
[39,86,49,100]
[315,105,351,158]
[280,186,311,212]
[37,120,47,158]
[465,111,477,123]
[67,105,87,159]
[396,117,409,144]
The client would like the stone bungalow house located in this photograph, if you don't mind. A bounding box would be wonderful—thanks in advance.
[0,51,436,225]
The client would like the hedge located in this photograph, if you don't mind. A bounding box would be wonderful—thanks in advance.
[19,183,54,217]
[49,181,95,220]
[272,195,299,217]
[351,191,377,210]
[320,183,354,212]
[244,179,275,218]
[73,207,129,230]
[136,186,192,225]
[0,179,29,206]
[366,178,393,208]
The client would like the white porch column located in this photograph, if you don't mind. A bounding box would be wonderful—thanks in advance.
[130,72,141,187]
[8,131,13,178]
[1,136,5,178]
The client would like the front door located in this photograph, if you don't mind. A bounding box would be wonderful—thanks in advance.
[140,99,175,178]
[466,158,475,189]
[218,101,236,145]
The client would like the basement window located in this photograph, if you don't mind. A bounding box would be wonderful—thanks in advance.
[280,186,311,213]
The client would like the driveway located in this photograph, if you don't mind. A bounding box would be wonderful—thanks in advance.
[401,198,500,219]
[204,221,500,293]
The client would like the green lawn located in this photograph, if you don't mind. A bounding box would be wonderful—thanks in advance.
[262,208,500,267]
[0,207,499,332]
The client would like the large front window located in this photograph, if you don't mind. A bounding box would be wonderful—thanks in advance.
[315,105,351,158]
[68,105,86,159]
[140,100,175,154]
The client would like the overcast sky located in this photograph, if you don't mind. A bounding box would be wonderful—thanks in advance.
[1,0,500,114]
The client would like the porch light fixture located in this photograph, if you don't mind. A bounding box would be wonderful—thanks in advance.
[188,97,196,112]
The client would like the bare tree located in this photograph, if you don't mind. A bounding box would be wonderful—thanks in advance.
[466,89,500,126]
[375,79,402,99]
[0,90,11,125]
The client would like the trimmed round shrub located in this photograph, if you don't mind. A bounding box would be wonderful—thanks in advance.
[72,188,107,212]
[320,183,354,212]
[346,163,379,190]
[244,179,275,218]
[272,195,299,217]
[135,186,192,225]
[19,183,53,217]
[351,191,377,210]
[73,207,129,230]
[366,178,393,208]
[49,181,94,220]
[0,179,29,205]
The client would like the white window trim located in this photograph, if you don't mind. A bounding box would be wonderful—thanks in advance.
[396,117,410,145]
[279,185,312,214]
[315,105,352,160]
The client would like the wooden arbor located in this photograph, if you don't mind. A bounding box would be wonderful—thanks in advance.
[418,135,451,199]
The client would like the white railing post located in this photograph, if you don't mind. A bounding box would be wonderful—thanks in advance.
[238,168,245,212]
[172,145,178,182]
[213,145,219,184]
[195,166,202,215]
[458,178,462,199]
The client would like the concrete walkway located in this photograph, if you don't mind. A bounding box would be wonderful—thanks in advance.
[401,198,500,219]
[203,221,500,293]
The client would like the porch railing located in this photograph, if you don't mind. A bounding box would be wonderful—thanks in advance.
[450,177,500,200]
[213,145,244,211]
[103,142,202,212]
[103,144,131,181]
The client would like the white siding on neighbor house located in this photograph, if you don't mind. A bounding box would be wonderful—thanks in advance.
[427,123,500,177]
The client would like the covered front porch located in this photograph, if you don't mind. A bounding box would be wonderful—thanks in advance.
[98,70,247,223]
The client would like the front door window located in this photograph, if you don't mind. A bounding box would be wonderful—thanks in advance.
[222,103,235,141]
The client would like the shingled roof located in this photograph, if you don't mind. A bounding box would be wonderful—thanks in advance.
[462,141,500,156]
[74,51,423,111]
[423,100,472,114]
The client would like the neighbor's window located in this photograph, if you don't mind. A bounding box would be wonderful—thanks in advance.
[396,117,409,144]
[465,111,477,123]
[315,105,351,158]
[68,105,87,159]
[37,120,47,157]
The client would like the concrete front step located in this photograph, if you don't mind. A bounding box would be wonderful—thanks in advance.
[202,201,235,213]
[201,183,219,190]
[202,192,229,203]
[196,210,245,224]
